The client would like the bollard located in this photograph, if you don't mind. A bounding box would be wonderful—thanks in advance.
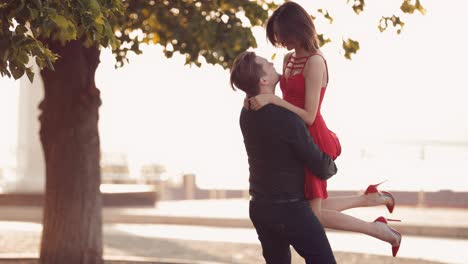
[209,189,217,199]
[217,189,226,199]
[157,180,166,200]
[417,190,426,207]
[183,174,195,200]
[242,189,250,199]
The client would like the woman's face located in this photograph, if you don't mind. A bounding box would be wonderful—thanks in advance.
[274,24,297,50]
[276,35,296,50]
[275,31,297,50]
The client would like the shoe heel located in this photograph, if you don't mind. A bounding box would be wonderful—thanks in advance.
[381,191,396,213]
[374,216,402,257]
[364,180,388,194]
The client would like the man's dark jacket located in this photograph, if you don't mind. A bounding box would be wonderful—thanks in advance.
[240,104,337,199]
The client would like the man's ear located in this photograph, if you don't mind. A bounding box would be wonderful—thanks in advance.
[259,77,267,87]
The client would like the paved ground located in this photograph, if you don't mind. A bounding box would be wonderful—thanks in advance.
[0,223,445,264]
[1,199,467,263]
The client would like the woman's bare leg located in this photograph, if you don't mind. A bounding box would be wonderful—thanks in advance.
[320,209,400,246]
[322,192,387,212]
[308,199,400,247]
[309,198,323,221]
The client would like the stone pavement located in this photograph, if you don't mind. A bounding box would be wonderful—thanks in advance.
[1,199,467,263]
[1,199,467,239]
[0,221,446,264]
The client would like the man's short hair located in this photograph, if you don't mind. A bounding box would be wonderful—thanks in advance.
[230,51,264,97]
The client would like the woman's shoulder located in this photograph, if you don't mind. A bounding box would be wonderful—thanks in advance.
[304,53,326,73]
[310,50,327,61]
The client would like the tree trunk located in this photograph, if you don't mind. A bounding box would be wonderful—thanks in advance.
[38,40,103,264]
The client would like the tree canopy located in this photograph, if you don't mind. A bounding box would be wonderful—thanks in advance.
[0,0,426,80]
[0,0,272,82]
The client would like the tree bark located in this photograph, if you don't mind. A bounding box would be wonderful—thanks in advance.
[38,40,103,264]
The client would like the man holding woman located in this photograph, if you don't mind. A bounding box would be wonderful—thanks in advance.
[231,1,402,263]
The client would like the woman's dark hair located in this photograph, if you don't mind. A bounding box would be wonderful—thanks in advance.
[230,51,264,97]
[266,1,320,52]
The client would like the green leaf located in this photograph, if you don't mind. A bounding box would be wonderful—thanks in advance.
[15,25,28,35]
[31,46,44,57]
[378,15,405,33]
[401,0,426,15]
[90,0,101,11]
[11,66,25,80]
[51,15,69,29]
[1,70,12,78]
[25,67,34,82]
[348,0,365,14]
[318,34,332,47]
[46,57,55,71]
[32,0,42,9]
[50,14,77,42]
[2,49,10,62]
[318,9,333,24]
[95,15,105,25]
[35,57,44,68]
[18,52,29,64]
[28,6,40,20]
[342,38,360,60]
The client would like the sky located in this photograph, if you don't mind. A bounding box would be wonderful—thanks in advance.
[1,0,467,191]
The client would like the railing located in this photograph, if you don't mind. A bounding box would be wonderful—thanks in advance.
[164,174,468,208]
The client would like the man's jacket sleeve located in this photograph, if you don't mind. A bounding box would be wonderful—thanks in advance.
[285,115,337,180]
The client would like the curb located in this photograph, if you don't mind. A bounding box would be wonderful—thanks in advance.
[0,255,226,264]
[104,214,468,240]
[2,206,468,240]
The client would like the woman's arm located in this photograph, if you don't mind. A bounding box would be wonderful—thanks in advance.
[249,55,325,126]
[301,55,325,125]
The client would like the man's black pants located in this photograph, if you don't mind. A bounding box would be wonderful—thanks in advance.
[249,199,336,264]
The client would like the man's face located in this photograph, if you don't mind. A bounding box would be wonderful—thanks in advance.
[255,56,280,88]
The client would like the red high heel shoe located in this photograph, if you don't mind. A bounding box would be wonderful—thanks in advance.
[374,216,402,257]
[365,181,396,213]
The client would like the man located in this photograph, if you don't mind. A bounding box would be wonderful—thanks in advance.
[230,51,337,264]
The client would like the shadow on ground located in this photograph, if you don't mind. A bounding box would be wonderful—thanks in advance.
[0,228,446,264]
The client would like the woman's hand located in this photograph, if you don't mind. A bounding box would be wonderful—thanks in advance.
[243,97,250,109]
[249,94,277,110]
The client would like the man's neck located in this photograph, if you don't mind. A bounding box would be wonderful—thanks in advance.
[259,85,275,95]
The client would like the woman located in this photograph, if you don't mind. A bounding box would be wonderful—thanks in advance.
[248,1,402,257]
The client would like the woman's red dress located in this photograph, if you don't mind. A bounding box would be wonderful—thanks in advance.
[280,53,341,199]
